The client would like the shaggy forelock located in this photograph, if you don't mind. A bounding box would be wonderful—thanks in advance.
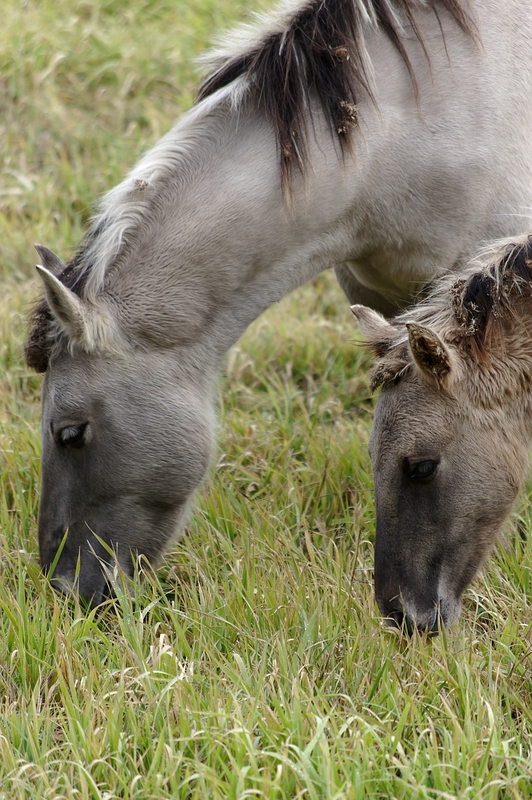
[370,234,532,390]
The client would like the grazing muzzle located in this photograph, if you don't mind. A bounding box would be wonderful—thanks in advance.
[377,593,455,635]
[41,533,115,607]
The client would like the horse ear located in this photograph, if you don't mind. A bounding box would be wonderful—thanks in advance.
[406,322,455,387]
[36,264,89,343]
[34,244,66,277]
[350,305,395,356]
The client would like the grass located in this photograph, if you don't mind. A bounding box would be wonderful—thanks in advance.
[1,0,532,797]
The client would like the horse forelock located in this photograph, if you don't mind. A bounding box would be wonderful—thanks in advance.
[24,299,53,373]
[199,0,476,190]
[24,95,234,372]
[24,246,94,372]
[24,291,124,373]
[369,346,411,391]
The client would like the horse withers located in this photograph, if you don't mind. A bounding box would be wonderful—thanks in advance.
[25,0,532,611]
[352,236,532,633]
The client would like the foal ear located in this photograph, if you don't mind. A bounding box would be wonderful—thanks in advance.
[350,305,395,356]
[36,264,89,344]
[406,322,456,388]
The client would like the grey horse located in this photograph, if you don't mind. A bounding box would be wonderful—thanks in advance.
[25,0,532,611]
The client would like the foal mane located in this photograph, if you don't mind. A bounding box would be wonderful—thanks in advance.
[370,235,532,390]
[199,0,476,190]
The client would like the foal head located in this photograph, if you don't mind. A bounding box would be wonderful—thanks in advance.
[353,235,532,632]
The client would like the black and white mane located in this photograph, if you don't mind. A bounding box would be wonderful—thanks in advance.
[200,0,475,187]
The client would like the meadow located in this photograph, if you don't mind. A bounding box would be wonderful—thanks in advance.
[1,0,532,797]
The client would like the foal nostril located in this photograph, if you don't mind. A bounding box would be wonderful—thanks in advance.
[388,610,418,636]
[407,602,441,635]
[381,596,410,632]
[425,601,442,634]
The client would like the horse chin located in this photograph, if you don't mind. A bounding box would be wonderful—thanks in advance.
[39,498,188,606]
[49,571,114,608]
[45,555,119,608]
[47,547,156,608]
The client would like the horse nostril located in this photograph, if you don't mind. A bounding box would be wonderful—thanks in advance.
[49,574,75,597]
[386,609,405,628]
[408,603,441,635]
[380,594,408,630]
[384,608,416,634]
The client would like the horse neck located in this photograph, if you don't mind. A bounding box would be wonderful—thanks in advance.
[103,101,356,369]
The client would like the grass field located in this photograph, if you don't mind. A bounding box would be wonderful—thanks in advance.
[1,0,532,797]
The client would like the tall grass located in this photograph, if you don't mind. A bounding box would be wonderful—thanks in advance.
[1,1,532,797]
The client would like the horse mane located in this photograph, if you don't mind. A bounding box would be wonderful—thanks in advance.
[199,0,476,191]
[25,0,476,374]
[370,235,532,390]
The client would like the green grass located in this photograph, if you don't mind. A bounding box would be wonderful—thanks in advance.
[1,0,532,797]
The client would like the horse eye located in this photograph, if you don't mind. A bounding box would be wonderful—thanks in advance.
[57,423,88,449]
[405,459,439,480]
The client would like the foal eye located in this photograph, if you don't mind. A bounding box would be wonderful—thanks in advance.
[405,459,439,480]
[57,423,88,449]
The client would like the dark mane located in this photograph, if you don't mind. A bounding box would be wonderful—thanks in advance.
[449,235,532,361]
[199,0,476,190]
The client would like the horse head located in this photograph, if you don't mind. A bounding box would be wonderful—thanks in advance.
[28,246,216,605]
